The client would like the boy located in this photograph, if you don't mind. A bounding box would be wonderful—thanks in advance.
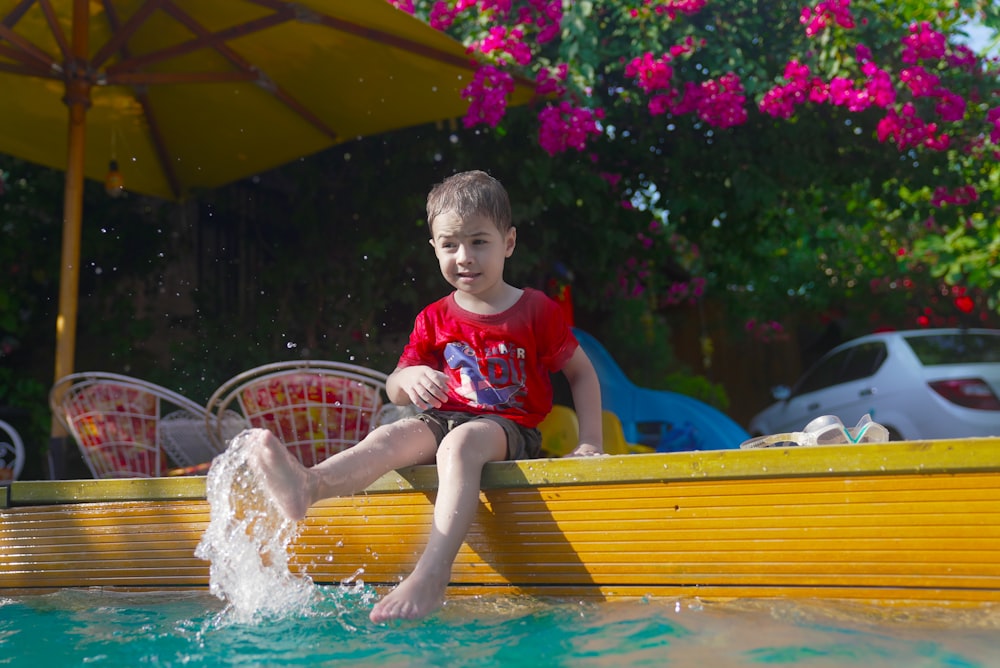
[250,170,603,623]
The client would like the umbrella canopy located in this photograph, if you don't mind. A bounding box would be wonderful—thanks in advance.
[1,0,526,198]
[0,0,533,431]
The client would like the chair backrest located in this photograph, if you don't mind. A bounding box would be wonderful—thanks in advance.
[539,407,637,457]
[50,372,222,478]
[538,404,580,457]
[601,410,632,455]
[0,419,25,481]
[206,361,388,467]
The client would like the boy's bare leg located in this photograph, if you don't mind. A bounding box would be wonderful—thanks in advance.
[249,419,438,520]
[369,420,507,623]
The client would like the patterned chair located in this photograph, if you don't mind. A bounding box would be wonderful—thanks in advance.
[50,372,228,478]
[205,361,389,467]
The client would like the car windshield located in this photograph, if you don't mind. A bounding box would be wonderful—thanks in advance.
[790,342,888,397]
[904,332,1000,366]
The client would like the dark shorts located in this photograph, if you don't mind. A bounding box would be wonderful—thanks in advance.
[414,410,542,461]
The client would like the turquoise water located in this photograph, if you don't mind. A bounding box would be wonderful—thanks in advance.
[2,588,999,667]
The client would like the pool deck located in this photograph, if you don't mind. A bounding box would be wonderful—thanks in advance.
[2,438,999,606]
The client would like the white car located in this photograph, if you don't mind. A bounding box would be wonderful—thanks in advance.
[748,328,1000,440]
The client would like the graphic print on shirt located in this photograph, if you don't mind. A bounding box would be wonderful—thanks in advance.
[444,341,525,410]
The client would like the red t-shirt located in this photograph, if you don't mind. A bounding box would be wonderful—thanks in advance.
[396,288,578,428]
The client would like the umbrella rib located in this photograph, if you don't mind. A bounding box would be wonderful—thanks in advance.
[309,14,474,72]
[106,70,255,84]
[104,8,295,74]
[133,89,182,199]
[154,0,340,141]
[249,0,475,72]
[0,0,34,28]
[0,20,57,70]
[37,0,70,62]
[0,59,54,78]
[0,44,55,75]
[91,0,165,70]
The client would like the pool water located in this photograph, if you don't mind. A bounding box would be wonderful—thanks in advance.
[2,588,999,667]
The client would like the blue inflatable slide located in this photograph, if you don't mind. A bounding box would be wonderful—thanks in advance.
[572,328,748,451]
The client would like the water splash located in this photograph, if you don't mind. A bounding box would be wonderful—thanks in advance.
[195,429,315,623]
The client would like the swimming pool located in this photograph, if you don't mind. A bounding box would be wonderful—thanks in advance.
[2,588,998,667]
[4,433,999,666]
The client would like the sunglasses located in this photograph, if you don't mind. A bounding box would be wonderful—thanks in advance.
[740,414,889,449]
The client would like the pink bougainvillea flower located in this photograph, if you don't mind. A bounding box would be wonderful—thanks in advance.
[861,62,896,108]
[987,107,1000,144]
[536,63,568,96]
[475,25,532,65]
[428,0,459,30]
[695,73,748,128]
[654,0,708,20]
[828,77,872,112]
[387,0,415,13]
[901,21,947,64]
[625,52,675,93]
[876,103,952,151]
[480,0,514,14]
[759,86,797,119]
[538,101,603,155]
[760,60,828,117]
[461,65,515,128]
[931,185,978,207]
[947,44,978,71]
[934,90,966,123]
[801,0,854,37]
[899,66,941,97]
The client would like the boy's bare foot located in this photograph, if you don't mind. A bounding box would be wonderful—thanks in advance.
[247,429,313,520]
[369,570,448,623]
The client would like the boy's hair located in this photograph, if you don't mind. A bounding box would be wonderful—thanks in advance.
[426,170,512,234]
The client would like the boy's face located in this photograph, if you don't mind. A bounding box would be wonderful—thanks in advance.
[429,211,516,304]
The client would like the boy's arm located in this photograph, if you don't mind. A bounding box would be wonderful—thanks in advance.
[387,365,449,410]
[560,347,604,457]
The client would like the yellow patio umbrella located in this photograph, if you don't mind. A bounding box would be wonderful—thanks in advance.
[0,0,533,437]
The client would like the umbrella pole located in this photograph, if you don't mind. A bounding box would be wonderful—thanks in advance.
[52,95,87,403]
[49,0,91,479]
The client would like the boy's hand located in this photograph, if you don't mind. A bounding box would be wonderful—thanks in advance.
[391,365,450,410]
[564,442,604,457]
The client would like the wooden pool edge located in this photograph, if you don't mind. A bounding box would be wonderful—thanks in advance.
[4,437,998,506]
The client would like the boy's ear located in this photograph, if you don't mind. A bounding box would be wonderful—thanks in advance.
[505,226,517,257]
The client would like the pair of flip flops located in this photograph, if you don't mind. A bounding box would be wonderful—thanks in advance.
[740,414,889,449]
